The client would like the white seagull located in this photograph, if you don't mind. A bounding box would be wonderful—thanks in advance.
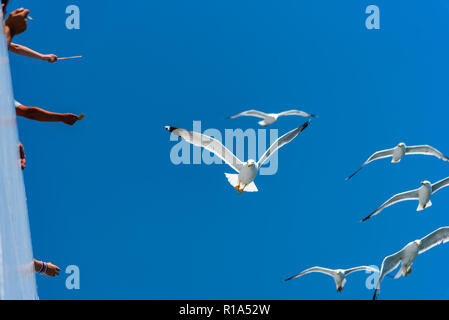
[284,266,378,292]
[228,109,316,127]
[165,120,310,194]
[346,143,449,180]
[361,177,449,222]
[373,226,449,300]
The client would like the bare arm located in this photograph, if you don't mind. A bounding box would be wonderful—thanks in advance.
[8,42,57,62]
[16,104,82,125]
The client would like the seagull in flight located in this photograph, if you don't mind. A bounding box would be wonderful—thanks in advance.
[165,120,310,194]
[373,226,449,300]
[284,266,378,292]
[361,177,449,222]
[346,143,449,180]
[228,109,316,127]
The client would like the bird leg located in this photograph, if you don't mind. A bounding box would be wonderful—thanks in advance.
[238,184,247,195]
[406,267,412,276]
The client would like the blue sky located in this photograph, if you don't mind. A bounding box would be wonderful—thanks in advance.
[6,0,449,299]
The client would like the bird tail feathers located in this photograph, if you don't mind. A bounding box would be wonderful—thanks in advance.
[417,200,432,211]
[394,265,405,279]
[245,182,258,192]
[225,173,239,188]
[224,173,258,192]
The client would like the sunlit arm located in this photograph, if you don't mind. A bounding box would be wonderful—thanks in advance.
[8,43,57,62]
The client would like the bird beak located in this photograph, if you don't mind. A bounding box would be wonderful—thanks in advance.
[421,182,424,185]
[247,163,252,167]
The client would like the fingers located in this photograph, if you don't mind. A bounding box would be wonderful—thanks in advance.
[45,263,61,277]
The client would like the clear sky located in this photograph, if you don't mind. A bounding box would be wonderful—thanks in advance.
[7,0,449,299]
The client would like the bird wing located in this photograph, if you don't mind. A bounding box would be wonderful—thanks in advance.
[257,120,310,167]
[284,266,336,281]
[228,109,269,120]
[373,250,404,300]
[344,266,378,276]
[431,176,449,194]
[361,189,419,222]
[405,145,449,162]
[165,126,244,173]
[419,227,449,254]
[346,148,395,180]
[278,109,317,118]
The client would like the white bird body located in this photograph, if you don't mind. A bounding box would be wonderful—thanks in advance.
[238,160,258,185]
[394,241,420,279]
[333,270,347,292]
[391,143,406,162]
[417,181,432,211]
[258,114,277,127]
[373,226,449,299]
[166,120,310,194]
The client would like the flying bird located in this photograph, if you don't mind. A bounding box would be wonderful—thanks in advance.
[346,143,449,180]
[284,266,378,292]
[373,226,449,300]
[228,109,316,127]
[165,120,310,194]
[361,177,449,222]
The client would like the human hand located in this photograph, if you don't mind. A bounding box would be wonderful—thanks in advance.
[62,113,82,126]
[43,262,61,277]
[18,142,26,170]
[5,8,29,37]
[42,54,58,63]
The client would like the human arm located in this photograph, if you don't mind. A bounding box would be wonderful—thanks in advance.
[16,104,82,125]
[8,42,57,62]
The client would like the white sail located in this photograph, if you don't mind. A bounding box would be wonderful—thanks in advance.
[0,11,38,300]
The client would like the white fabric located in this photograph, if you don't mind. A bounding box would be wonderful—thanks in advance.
[0,11,38,300]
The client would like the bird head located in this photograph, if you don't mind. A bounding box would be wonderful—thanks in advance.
[420,181,431,186]
[415,240,421,247]
[246,160,256,168]
[398,142,406,148]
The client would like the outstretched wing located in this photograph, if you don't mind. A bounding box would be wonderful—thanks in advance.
[344,266,378,276]
[373,251,403,300]
[228,109,269,120]
[284,266,336,282]
[257,120,310,167]
[361,189,419,222]
[405,145,449,162]
[165,126,244,173]
[419,227,449,254]
[346,148,394,180]
[278,109,317,118]
[431,176,449,194]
